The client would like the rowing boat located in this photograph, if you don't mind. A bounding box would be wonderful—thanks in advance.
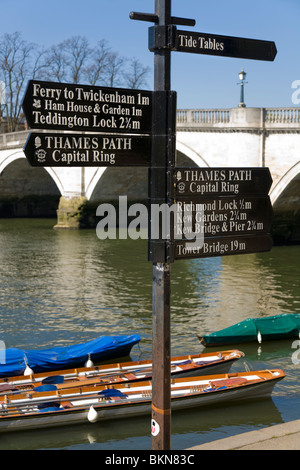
[0,350,244,394]
[198,313,300,347]
[0,369,285,432]
[0,334,141,377]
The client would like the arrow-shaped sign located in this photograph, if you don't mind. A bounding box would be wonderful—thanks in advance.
[24,132,151,167]
[22,80,153,134]
[149,26,277,61]
[173,167,273,197]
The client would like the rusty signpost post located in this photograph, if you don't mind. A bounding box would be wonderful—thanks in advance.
[130,0,276,450]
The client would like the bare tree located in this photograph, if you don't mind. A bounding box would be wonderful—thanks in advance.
[124,58,150,89]
[42,43,68,82]
[83,39,110,85]
[62,36,91,84]
[31,47,49,80]
[0,32,33,132]
[105,52,124,87]
[42,36,91,84]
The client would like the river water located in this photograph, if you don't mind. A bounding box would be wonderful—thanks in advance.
[0,218,299,450]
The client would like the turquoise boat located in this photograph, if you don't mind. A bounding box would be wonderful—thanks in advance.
[198,313,300,347]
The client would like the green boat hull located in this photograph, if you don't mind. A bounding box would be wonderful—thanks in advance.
[199,313,300,347]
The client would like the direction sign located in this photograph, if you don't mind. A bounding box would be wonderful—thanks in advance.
[24,132,151,167]
[22,80,153,134]
[171,167,274,259]
[173,195,273,239]
[173,29,277,61]
[172,167,273,197]
[175,234,273,260]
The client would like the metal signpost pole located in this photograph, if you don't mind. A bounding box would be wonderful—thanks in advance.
[131,0,194,449]
[150,0,172,451]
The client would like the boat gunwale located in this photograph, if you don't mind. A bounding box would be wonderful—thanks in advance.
[0,369,285,423]
[0,350,244,391]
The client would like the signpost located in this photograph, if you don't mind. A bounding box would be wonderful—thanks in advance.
[22,0,277,452]
[24,132,151,167]
[22,80,152,134]
[173,196,273,238]
[175,234,273,259]
[173,167,273,196]
[22,80,153,168]
[172,166,274,259]
[149,27,277,61]
[130,0,277,451]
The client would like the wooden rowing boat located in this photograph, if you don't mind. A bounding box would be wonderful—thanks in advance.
[0,369,285,432]
[0,350,244,394]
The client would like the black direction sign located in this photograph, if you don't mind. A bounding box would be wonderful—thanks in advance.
[173,167,273,197]
[24,133,151,167]
[173,195,273,239]
[175,234,273,260]
[174,30,277,61]
[22,80,153,134]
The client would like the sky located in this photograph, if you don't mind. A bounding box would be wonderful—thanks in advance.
[0,0,299,109]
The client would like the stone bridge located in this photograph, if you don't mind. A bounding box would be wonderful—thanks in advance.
[0,106,299,242]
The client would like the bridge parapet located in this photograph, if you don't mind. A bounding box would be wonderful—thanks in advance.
[0,130,29,150]
[177,107,300,131]
[1,106,300,150]
[265,107,300,126]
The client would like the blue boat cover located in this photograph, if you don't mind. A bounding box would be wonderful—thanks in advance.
[98,389,127,398]
[0,334,140,378]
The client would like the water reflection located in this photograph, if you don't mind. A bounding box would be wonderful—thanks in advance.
[0,397,282,451]
[0,219,299,449]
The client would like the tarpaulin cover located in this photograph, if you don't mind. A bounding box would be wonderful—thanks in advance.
[0,334,140,377]
[200,314,300,346]
[201,318,257,346]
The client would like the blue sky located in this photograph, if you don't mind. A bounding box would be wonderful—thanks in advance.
[1,0,299,109]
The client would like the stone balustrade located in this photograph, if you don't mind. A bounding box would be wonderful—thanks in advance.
[176,107,300,130]
[1,106,300,151]
[0,130,29,150]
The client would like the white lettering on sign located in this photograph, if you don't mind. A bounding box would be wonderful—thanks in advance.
[178,34,225,52]
[32,83,62,100]
[25,81,152,133]
[175,169,254,196]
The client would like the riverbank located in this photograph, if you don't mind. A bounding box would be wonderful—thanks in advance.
[187,419,300,450]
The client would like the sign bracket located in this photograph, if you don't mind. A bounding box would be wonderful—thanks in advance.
[129,11,195,27]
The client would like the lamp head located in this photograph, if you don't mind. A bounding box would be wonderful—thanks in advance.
[239,68,246,81]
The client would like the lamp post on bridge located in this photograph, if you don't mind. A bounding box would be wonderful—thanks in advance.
[238,68,247,107]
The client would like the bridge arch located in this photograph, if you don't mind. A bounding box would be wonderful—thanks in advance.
[0,149,25,175]
[176,140,209,167]
[270,161,300,206]
[0,155,61,217]
[86,141,208,202]
[86,168,107,200]
[0,149,64,196]
[268,162,300,244]
[88,167,148,202]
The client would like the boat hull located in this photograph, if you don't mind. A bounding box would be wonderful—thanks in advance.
[0,370,285,433]
[0,350,244,392]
